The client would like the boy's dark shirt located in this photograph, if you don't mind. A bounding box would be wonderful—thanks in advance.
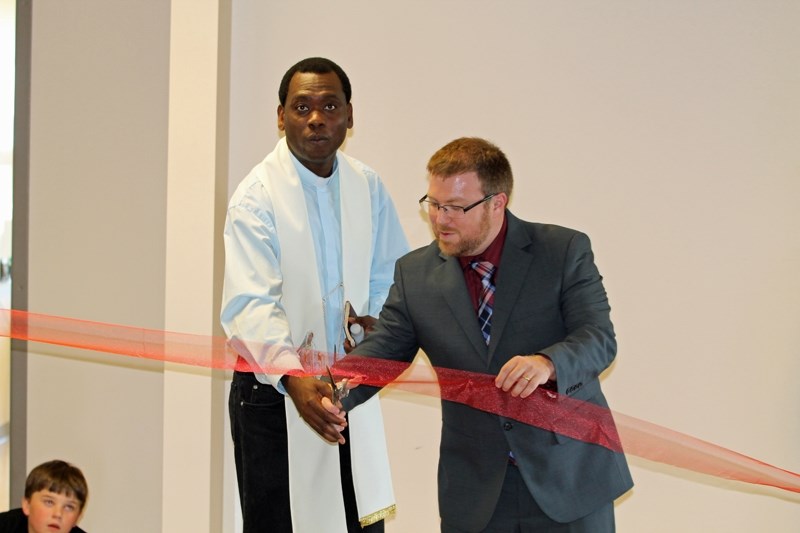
[0,507,88,532]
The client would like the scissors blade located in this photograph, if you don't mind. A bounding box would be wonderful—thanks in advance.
[326,365,342,404]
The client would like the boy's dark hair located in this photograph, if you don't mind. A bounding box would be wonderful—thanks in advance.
[278,57,352,106]
[24,460,88,510]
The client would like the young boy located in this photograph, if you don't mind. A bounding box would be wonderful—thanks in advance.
[0,459,88,533]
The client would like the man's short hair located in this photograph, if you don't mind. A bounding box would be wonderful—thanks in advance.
[278,57,352,106]
[427,137,514,198]
[24,460,88,510]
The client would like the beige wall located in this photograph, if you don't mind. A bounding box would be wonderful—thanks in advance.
[13,1,800,532]
[23,1,170,531]
[18,1,228,532]
[229,1,800,532]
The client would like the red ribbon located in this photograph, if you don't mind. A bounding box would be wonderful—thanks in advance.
[3,308,799,494]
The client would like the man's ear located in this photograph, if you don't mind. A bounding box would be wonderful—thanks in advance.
[493,192,509,211]
[277,104,285,131]
[21,497,31,516]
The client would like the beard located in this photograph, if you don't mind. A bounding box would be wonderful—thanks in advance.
[434,206,492,257]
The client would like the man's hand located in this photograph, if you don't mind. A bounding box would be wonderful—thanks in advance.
[283,376,348,444]
[495,354,556,398]
[343,315,378,353]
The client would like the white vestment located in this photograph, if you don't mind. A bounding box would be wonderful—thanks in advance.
[254,138,395,530]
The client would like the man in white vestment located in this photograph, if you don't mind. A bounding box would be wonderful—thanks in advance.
[221,57,408,533]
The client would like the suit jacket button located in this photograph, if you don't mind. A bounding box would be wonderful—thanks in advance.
[503,422,513,431]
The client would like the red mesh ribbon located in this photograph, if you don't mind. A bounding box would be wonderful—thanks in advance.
[336,355,624,452]
[3,308,799,494]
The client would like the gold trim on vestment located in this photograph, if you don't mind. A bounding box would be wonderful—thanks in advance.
[359,504,397,527]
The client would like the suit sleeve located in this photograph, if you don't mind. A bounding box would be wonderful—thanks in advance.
[538,231,617,395]
[340,258,420,410]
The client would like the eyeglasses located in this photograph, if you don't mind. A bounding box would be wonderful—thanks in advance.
[418,193,497,218]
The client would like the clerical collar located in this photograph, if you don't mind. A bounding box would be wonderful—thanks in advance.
[289,150,340,188]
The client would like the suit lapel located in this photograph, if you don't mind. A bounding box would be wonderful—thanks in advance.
[433,252,489,360]
[487,213,533,365]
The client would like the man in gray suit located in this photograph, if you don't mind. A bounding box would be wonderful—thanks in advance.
[330,137,633,532]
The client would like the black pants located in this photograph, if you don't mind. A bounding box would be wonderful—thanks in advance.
[230,370,384,533]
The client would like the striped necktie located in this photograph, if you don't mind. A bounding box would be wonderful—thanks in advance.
[470,261,496,345]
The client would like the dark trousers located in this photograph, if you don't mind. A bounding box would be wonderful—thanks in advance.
[441,463,614,533]
[230,370,384,533]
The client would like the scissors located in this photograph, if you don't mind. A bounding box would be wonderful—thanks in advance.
[325,345,348,405]
[326,364,348,405]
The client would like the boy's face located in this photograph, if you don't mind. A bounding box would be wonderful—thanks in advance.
[22,490,82,533]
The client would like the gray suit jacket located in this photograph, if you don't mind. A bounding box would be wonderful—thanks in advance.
[343,211,633,530]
